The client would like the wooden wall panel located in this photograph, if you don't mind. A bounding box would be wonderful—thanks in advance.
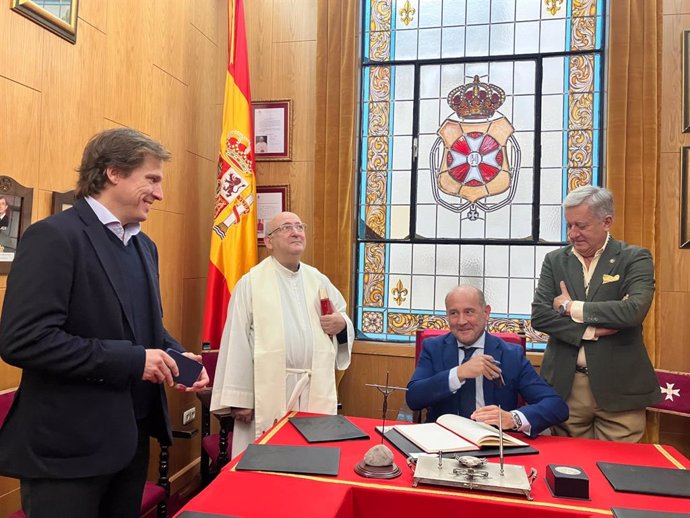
[271,41,316,163]
[0,7,44,91]
[152,0,190,86]
[38,22,106,193]
[245,0,274,100]
[104,0,155,132]
[272,0,317,43]
[657,4,690,456]
[0,1,229,508]
[0,78,41,188]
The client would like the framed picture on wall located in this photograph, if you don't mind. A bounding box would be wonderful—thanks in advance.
[684,31,690,132]
[257,185,289,245]
[0,176,34,274]
[252,100,292,161]
[11,0,79,44]
[52,189,76,214]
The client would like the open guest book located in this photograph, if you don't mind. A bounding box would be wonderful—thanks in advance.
[394,414,528,453]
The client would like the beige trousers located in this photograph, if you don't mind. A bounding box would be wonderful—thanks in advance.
[552,372,646,442]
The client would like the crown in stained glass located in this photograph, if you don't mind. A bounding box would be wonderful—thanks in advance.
[447,76,506,120]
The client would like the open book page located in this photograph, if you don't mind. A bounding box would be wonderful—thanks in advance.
[436,414,528,447]
[392,422,477,453]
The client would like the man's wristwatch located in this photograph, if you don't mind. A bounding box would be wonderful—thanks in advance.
[510,411,522,431]
[558,300,571,316]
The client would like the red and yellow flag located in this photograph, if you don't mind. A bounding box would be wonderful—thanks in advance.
[202,0,258,348]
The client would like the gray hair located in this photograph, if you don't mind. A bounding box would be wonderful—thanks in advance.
[562,185,614,220]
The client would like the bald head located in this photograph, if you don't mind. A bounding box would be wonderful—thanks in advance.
[445,285,486,309]
[264,211,306,271]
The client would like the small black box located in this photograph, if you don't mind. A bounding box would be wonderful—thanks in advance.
[546,464,589,499]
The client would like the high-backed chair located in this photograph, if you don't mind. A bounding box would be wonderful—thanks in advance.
[2,386,170,518]
[197,349,234,486]
[647,369,690,417]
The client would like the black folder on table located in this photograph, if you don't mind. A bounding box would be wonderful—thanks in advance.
[611,508,690,518]
[378,426,539,459]
[598,462,690,498]
[289,415,369,443]
[235,444,340,476]
[177,513,239,518]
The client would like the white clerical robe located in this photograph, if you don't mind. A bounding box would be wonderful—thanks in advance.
[210,256,354,456]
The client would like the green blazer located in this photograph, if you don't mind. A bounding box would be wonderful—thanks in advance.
[531,238,661,412]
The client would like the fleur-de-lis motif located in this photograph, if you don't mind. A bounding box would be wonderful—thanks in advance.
[391,279,408,306]
[544,0,564,16]
[399,0,415,26]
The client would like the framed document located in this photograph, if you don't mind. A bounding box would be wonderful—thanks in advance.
[257,185,289,245]
[0,176,34,273]
[252,100,292,161]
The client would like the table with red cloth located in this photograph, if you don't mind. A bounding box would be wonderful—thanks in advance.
[177,412,690,518]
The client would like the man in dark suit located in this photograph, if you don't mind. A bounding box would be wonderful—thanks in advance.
[0,128,209,518]
[531,185,660,442]
[407,286,568,438]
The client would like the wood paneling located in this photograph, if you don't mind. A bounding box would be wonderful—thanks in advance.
[38,21,106,193]
[271,41,316,163]
[0,78,41,187]
[0,7,44,91]
[657,7,690,457]
[272,0,317,43]
[245,0,274,100]
[0,2,229,509]
[339,341,415,419]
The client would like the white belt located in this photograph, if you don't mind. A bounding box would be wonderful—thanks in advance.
[286,368,312,411]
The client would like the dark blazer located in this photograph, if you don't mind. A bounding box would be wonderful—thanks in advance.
[531,238,660,412]
[406,332,568,437]
[0,199,184,479]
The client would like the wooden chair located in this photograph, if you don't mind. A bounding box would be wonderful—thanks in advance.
[197,349,234,486]
[2,387,170,518]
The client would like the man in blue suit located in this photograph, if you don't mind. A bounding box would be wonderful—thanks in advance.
[407,286,568,438]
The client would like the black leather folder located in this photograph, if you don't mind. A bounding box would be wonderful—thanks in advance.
[611,508,690,518]
[177,513,239,518]
[235,444,340,476]
[289,415,369,443]
[379,427,538,458]
[598,462,690,498]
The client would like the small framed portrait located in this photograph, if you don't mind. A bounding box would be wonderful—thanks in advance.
[257,185,289,245]
[11,0,79,44]
[0,176,34,273]
[52,189,76,214]
[252,100,292,161]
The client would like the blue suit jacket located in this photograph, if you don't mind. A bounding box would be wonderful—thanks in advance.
[406,332,568,437]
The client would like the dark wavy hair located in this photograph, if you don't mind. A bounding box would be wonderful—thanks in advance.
[75,128,171,199]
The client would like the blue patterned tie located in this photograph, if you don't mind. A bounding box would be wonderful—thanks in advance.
[459,347,477,417]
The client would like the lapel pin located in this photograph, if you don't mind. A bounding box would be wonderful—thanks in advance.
[609,258,615,264]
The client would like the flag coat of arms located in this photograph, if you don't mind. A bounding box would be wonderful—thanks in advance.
[202,0,258,349]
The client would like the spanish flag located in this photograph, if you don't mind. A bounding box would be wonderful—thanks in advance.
[202,0,257,348]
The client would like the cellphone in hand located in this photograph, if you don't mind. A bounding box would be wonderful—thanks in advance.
[166,348,203,387]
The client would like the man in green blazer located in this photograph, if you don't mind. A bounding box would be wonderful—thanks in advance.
[531,185,660,442]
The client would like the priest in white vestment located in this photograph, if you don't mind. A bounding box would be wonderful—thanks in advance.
[211,212,354,455]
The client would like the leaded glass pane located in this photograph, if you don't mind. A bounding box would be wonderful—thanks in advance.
[358,0,604,347]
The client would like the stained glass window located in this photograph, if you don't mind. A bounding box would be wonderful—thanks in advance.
[356,0,605,349]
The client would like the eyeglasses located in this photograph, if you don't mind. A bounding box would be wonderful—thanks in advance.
[267,223,307,236]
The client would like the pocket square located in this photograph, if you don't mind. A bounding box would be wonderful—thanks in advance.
[602,274,620,284]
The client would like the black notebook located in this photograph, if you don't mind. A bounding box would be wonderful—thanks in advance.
[598,462,690,498]
[289,415,369,443]
[378,426,539,459]
[611,508,690,518]
[235,444,340,476]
